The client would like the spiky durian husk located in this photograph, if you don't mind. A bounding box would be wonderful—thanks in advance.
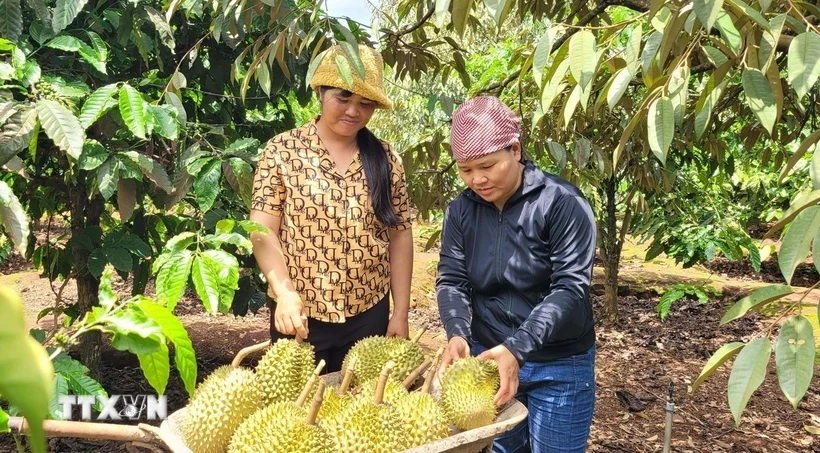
[316,386,351,422]
[325,396,411,453]
[255,338,315,405]
[227,402,333,453]
[441,357,500,431]
[393,392,450,447]
[355,376,408,404]
[181,366,262,453]
[341,336,424,385]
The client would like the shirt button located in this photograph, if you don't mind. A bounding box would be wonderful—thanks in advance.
[339,180,346,189]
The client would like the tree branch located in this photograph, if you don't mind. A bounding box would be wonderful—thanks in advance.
[394,4,435,38]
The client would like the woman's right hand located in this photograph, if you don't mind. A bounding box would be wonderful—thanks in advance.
[274,291,309,339]
[438,336,470,376]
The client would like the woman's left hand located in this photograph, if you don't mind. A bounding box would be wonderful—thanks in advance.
[478,345,520,406]
[386,313,409,339]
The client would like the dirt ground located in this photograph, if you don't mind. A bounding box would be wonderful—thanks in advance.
[1,236,819,453]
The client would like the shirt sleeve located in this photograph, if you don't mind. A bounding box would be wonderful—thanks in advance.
[251,138,286,216]
[502,194,597,365]
[386,145,412,231]
[436,201,473,341]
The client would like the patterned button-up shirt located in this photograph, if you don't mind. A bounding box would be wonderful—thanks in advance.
[251,119,411,322]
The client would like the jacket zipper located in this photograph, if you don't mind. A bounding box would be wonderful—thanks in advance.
[495,211,515,334]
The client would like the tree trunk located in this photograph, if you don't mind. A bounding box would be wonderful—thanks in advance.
[599,177,622,324]
[69,185,104,381]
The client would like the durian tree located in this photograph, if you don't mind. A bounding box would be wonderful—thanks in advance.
[0,0,322,385]
[370,0,820,426]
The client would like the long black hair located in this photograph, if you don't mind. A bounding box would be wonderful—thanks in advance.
[319,87,399,227]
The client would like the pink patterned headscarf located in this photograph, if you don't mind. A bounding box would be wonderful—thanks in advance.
[450,96,521,163]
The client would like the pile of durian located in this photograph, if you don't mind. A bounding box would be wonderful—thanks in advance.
[177,334,501,453]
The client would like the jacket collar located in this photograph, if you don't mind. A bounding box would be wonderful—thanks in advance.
[464,161,546,207]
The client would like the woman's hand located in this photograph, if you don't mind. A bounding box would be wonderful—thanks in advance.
[478,345,520,406]
[274,291,308,339]
[386,312,409,338]
[437,336,471,376]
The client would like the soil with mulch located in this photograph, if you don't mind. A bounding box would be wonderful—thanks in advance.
[2,262,820,452]
[703,257,818,288]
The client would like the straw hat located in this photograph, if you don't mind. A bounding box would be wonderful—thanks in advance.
[309,44,393,109]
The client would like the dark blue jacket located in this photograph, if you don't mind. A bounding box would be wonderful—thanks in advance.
[436,162,596,365]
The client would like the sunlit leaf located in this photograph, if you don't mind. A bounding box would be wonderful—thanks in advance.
[778,205,820,285]
[788,32,820,101]
[647,96,674,165]
[721,284,793,324]
[775,316,815,409]
[692,342,745,391]
[728,338,771,426]
[569,30,596,89]
[741,68,776,135]
[693,0,723,31]
[36,99,84,160]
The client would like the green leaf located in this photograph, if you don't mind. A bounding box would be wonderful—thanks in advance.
[547,141,567,170]
[36,99,84,160]
[741,69,776,135]
[656,288,685,320]
[137,342,169,395]
[569,30,596,89]
[155,249,193,310]
[192,252,222,314]
[226,158,253,206]
[647,96,674,165]
[52,0,88,34]
[202,249,239,313]
[0,180,29,253]
[703,46,728,67]
[334,54,354,89]
[48,374,68,419]
[143,6,174,51]
[452,0,472,37]
[714,11,741,55]
[484,0,511,26]
[147,105,178,140]
[788,32,820,101]
[97,157,120,200]
[695,78,727,138]
[0,0,22,43]
[111,331,161,354]
[136,300,197,396]
[814,226,820,275]
[105,307,162,338]
[153,232,196,273]
[692,342,745,391]
[117,178,136,222]
[45,35,82,51]
[435,0,452,27]
[779,205,820,285]
[728,338,771,427]
[237,220,268,234]
[339,40,365,80]
[0,287,54,453]
[52,354,106,401]
[775,316,815,409]
[0,407,8,431]
[304,49,327,88]
[769,189,820,234]
[532,29,554,88]
[641,31,662,75]
[694,0,723,30]
[725,0,768,28]
[118,84,147,139]
[78,83,118,129]
[607,68,632,110]
[98,265,117,309]
[193,158,221,212]
[624,25,642,74]
[721,284,793,324]
[78,140,108,170]
[163,92,186,127]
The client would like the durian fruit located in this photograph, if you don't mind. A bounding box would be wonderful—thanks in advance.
[356,375,408,404]
[255,338,315,405]
[228,365,333,453]
[341,332,425,385]
[325,362,411,453]
[317,357,356,422]
[440,357,500,431]
[181,365,263,453]
[393,391,450,448]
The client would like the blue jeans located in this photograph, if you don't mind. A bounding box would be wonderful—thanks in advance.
[471,342,596,453]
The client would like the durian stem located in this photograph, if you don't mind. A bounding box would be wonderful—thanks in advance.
[306,381,326,426]
[374,361,395,405]
[422,347,445,394]
[410,327,427,344]
[230,340,271,368]
[296,359,326,407]
[402,357,432,389]
[339,357,357,395]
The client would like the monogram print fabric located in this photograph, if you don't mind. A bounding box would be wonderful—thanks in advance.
[251,119,411,322]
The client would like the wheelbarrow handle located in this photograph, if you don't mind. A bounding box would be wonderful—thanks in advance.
[8,416,192,453]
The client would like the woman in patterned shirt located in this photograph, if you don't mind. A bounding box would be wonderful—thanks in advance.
[249,45,414,372]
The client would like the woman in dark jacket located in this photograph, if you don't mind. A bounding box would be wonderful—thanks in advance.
[437,96,597,452]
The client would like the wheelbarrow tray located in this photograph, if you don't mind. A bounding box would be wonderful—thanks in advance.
[160,370,528,453]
